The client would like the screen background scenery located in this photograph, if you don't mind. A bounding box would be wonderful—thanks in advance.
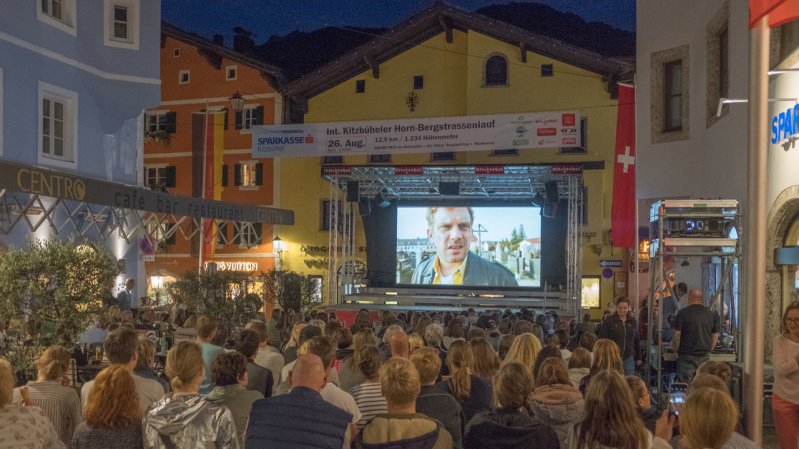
[396,206,542,287]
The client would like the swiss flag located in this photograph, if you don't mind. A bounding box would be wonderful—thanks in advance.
[750,0,799,27]
[611,84,636,248]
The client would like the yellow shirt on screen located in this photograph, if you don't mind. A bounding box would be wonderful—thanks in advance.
[433,254,469,285]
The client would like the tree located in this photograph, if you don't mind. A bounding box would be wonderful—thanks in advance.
[261,270,321,315]
[518,224,527,240]
[0,239,117,379]
[166,270,261,329]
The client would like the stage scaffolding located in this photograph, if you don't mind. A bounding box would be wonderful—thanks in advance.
[322,163,584,313]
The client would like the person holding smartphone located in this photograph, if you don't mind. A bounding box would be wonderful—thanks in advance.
[773,301,799,449]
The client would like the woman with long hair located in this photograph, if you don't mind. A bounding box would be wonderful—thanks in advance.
[72,365,143,449]
[530,358,584,449]
[502,333,543,373]
[0,358,64,449]
[13,345,82,448]
[470,337,500,379]
[567,347,591,389]
[444,318,466,349]
[681,387,738,449]
[339,327,376,392]
[579,338,623,394]
[348,345,387,430]
[773,301,799,449]
[570,370,672,449]
[143,341,239,448]
[444,340,492,421]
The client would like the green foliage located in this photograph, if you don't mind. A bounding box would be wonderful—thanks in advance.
[0,239,117,378]
[261,270,321,315]
[166,270,262,329]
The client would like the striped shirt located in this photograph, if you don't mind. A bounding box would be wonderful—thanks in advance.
[13,381,82,448]
[349,382,387,430]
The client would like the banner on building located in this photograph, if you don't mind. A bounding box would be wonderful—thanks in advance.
[611,84,636,248]
[252,111,581,158]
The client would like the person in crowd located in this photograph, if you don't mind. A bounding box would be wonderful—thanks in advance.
[571,370,673,449]
[680,387,738,449]
[530,357,584,449]
[424,323,450,379]
[302,336,361,431]
[443,340,492,422]
[470,337,500,379]
[389,329,411,359]
[579,338,624,394]
[195,315,224,396]
[281,322,306,364]
[211,324,230,349]
[324,321,341,340]
[512,319,534,337]
[334,327,354,361]
[340,328,376,392]
[143,341,239,449]
[567,347,591,389]
[464,362,560,449]
[135,336,170,393]
[696,360,733,390]
[245,320,284,390]
[502,333,543,374]
[555,329,572,360]
[532,346,562,381]
[409,333,425,354]
[673,288,722,382]
[414,316,433,338]
[276,327,341,394]
[579,332,598,359]
[81,328,164,414]
[0,358,65,449]
[265,308,283,349]
[246,354,352,449]
[625,375,658,434]
[206,352,263,446]
[411,347,464,449]
[72,365,142,449]
[354,358,453,449]
[596,296,640,376]
[235,329,273,397]
[116,278,138,318]
[674,282,689,310]
[686,374,758,449]
[498,334,515,361]
[348,345,388,430]
[11,345,81,448]
[444,318,466,349]
[466,328,486,342]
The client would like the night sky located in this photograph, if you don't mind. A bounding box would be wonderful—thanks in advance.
[162,0,635,44]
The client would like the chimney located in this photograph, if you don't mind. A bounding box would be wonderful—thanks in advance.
[232,27,255,54]
[212,34,224,46]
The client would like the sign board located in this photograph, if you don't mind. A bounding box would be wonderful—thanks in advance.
[140,237,156,255]
[142,255,155,262]
[599,259,623,268]
[253,111,581,158]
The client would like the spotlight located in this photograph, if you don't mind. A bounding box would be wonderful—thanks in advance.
[376,191,391,208]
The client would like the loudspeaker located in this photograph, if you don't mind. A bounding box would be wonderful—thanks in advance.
[439,182,459,196]
[346,181,360,202]
[545,181,559,204]
[358,198,372,216]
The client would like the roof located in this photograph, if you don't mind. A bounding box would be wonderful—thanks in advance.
[285,2,633,100]
[161,21,285,89]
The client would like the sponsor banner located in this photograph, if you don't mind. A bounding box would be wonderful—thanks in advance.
[253,111,581,158]
[551,164,583,174]
[475,165,505,175]
[395,166,424,175]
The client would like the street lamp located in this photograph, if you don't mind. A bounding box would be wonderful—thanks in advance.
[229,92,245,113]
[273,235,285,270]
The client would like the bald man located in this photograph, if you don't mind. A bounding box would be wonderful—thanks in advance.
[672,288,722,382]
[246,354,352,448]
[389,330,411,359]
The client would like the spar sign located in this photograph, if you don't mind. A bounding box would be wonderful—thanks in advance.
[253,111,581,158]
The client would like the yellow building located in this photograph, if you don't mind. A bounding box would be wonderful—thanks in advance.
[276,4,632,313]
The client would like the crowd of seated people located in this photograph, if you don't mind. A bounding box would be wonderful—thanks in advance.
[0,306,757,449]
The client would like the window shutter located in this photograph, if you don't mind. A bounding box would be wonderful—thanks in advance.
[223,109,229,130]
[254,223,263,245]
[233,222,241,245]
[165,112,177,133]
[165,166,177,188]
[254,106,264,125]
[235,110,243,130]
[234,164,242,186]
[165,224,177,245]
[221,165,228,186]
[255,163,264,186]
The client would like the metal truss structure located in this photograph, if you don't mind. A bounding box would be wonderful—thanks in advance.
[565,176,584,317]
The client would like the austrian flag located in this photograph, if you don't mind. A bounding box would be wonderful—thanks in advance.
[611,84,636,248]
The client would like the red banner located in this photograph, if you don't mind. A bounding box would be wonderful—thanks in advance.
[749,0,799,27]
[611,84,636,248]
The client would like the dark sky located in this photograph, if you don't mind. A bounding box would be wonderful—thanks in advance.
[162,0,635,44]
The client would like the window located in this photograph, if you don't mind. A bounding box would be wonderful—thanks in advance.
[178,70,190,84]
[226,65,238,80]
[146,221,176,246]
[235,105,264,132]
[234,161,263,188]
[144,111,176,134]
[216,222,228,246]
[706,4,729,127]
[173,48,181,57]
[233,222,262,248]
[484,54,508,86]
[38,0,76,35]
[413,75,424,89]
[104,0,139,49]
[144,165,176,191]
[323,156,343,164]
[38,82,77,168]
[650,45,689,143]
[355,80,366,93]
[491,149,519,156]
[541,64,554,77]
[432,152,455,162]
[368,154,391,163]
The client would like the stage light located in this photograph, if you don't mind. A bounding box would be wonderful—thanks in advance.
[376,191,391,208]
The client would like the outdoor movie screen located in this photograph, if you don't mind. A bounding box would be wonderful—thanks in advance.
[396,206,542,288]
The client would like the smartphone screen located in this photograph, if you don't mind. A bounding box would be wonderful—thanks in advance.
[669,382,688,415]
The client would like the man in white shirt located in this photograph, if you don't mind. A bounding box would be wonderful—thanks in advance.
[305,336,361,429]
[81,328,164,414]
[245,320,284,389]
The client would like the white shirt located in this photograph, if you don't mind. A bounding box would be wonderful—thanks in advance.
[82,371,164,414]
[773,334,799,404]
[254,345,284,389]
[320,382,361,424]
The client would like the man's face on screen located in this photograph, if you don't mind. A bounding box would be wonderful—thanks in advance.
[428,208,474,264]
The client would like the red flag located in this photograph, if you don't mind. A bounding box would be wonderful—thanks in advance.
[611,84,636,248]
[750,0,799,27]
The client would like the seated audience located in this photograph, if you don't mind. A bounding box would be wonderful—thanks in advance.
[348,345,387,430]
[695,360,733,390]
[502,333,543,374]
[195,315,225,396]
[530,358,584,449]
[687,374,758,449]
[409,333,425,354]
[245,320,284,390]
[339,328,376,392]
[555,329,572,360]
[354,358,452,449]
[532,346,563,381]
[72,365,142,449]
[246,354,352,449]
[498,334,515,361]
[579,338,623,394]
[681,386,739,449]
[443,340,493,422]
[411,347,465,449]
[334,327,355,361]
[81,328,164,414]
[235,329,273,397]
[443,318,466,349]
[206,352,263,446]
[12,345,81,448]
[135,336,170,393]
[386,326,410,359]
[0,358,64,449]
[281,323,306,364]
[567,347,591,389]
[465,362,560,449]
[143,341,238,449]
[626,375,658,434]
[470,338,500,379]
[304,336,361,430]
